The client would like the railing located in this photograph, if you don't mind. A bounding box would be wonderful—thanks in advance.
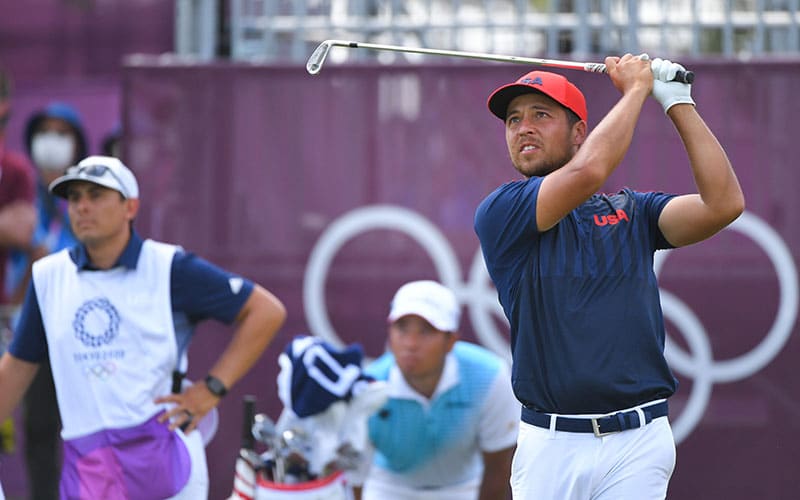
[177,0,800,63]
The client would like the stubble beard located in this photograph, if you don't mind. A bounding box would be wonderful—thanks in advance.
[511,127,577,178]
[514,150,573,178]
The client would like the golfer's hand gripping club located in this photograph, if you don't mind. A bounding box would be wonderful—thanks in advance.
[597,59,694,84]
[650,57,696,113]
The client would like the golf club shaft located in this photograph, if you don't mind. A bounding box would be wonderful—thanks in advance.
[307,39,695,84]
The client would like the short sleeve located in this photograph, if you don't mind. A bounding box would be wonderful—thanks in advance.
[477,361,520,452]
[631,190,678,250]
[8,283,48,362]
[474,178,543,289]
[170,250,255,324]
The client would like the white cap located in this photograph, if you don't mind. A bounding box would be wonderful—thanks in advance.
[49,155,139,199]
[388,280,460,332]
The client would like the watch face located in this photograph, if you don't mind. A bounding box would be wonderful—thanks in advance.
[206,376,227,397]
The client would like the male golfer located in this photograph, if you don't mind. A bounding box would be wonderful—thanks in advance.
[474,55,744,499]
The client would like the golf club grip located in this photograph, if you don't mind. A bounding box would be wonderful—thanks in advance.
[595,64,695,83]
[672,70,695,84]
[598,67,695,83]
[241,395,256,450]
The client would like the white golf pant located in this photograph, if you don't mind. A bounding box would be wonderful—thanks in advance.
[362,476,480,500]
[511,412,675,499]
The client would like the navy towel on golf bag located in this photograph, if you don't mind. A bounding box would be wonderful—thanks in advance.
[277,335,375,418]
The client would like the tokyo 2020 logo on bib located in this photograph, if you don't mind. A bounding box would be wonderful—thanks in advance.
[73,297,121,348]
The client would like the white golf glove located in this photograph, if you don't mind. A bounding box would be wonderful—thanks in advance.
[651,58,695,114]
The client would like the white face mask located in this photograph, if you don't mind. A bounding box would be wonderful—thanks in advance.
[31,131,75,171]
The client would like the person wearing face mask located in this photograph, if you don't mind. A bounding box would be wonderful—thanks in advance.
[13,102,88,295]
[7,101,89,500]
[24,102,88,256]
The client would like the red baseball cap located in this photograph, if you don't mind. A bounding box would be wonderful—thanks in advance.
[487,70,587,122]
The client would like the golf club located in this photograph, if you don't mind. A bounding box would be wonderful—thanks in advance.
[252,413,285,482]
[251,413,277,445]
[306,39,694,83]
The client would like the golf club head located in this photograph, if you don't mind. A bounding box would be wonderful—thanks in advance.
[307,41,333,75]
[281,427,312,456]
[252,413,277,445]
[238,448,266,470]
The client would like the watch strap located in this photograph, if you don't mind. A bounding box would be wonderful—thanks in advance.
[204,374,228,398]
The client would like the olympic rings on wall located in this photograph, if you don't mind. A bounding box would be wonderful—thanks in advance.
[303,206,798,443]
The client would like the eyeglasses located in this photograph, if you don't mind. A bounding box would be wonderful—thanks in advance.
[66,164,129,198]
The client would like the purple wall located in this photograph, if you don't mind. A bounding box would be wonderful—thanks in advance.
[0,0,173,83]
[113,59,799,499]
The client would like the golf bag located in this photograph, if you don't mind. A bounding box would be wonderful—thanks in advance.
[229,335,388,500]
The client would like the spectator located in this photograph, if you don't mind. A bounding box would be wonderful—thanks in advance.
[22,101,88,264]
[359,280,518,500]
[0,155,287,498]
[0,66,36,499]
[0,68,37,306]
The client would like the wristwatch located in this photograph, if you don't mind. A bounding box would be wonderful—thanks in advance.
[204,375,228,398]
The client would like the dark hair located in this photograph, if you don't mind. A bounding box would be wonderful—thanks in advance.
[565,107,582,127]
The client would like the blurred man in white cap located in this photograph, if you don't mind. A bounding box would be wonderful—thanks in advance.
[357,280,519,500]
[0,155,287,499]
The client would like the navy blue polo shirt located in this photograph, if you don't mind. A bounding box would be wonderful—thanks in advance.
[474,176,678,414]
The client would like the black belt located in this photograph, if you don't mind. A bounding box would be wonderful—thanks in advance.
[521,401,668,437]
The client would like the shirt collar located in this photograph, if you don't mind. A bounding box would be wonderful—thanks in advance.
[70,230,144,270]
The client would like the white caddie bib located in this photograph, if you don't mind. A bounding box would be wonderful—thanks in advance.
[32,240,179,440]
